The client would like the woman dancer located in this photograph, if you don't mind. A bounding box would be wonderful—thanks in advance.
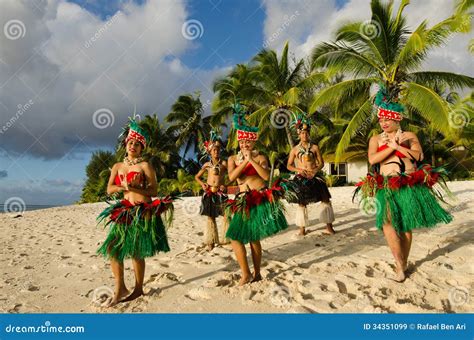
[355,85,453,282]
[97,117,174,305]
[225,103,288,285]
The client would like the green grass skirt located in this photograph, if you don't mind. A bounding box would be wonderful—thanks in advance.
[375,184,453,233]
[97,199,172,261]
[226,197,288,244]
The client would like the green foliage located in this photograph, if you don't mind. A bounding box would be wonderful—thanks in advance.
[80,150,116,203]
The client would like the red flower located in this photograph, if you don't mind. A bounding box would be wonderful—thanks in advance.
[426,172,439,187]
[388,176,402,189]
[264,189,274,203]
[375,174,384,188]
[410,169,425,185]
[246,190,263,207]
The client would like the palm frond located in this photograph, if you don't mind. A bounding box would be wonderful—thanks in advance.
[309,78,377,114]
[408,71,474,90]
[334,98,374,162]
[404,81,455,137]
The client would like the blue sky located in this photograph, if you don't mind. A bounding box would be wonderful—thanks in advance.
[1,0,471,206]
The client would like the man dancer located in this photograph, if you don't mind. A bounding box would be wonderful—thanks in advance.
[285,113,335,236]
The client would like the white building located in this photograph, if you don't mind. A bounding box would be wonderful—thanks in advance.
[322,151,368,184]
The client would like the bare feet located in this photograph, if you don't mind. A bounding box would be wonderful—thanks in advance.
[251,273,262,283]
[393,263,406,283]
[108,287,130,307]
[298,227,306,236]
[323,224,335,235]
[239,273,252,286]
[207,243,215,251]
[122,288,144,302]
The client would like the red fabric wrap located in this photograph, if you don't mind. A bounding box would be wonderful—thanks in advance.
[114,171,143,186]
[377,143,410,158]
[241,163,258,177]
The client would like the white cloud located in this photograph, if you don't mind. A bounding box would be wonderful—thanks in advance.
[0,0,226,159]
[262,0,473,76]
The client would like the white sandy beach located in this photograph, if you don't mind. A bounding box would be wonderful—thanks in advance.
[0,181,472,313]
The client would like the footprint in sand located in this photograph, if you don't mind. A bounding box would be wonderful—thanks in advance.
[365,267,375,277]
[186,286,212,301]
[147,272,185,286]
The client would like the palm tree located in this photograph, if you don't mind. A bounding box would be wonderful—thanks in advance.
[80,150,116,202]
[211,64,264,128]
[248,41,329,150]
[158,169,201,196]
[140,114,180,178]
[309,0,474,162]
[212,42,329,159]
[166,93,212,162]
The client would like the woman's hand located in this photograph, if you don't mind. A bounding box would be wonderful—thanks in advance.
[129,172,144,188]
[397,132,411,145]
[120,176,129,191]
[201,183,209,190]
[387,139,399,151]
[243,150,252,161]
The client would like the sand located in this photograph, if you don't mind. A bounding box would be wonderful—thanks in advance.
[0,181,472,313]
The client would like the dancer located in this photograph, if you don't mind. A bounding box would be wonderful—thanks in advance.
[225,103,288,285]
[284,112,335,236]
[355,84,453,282]
[195,130,229,251]
[97,116,174,305]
